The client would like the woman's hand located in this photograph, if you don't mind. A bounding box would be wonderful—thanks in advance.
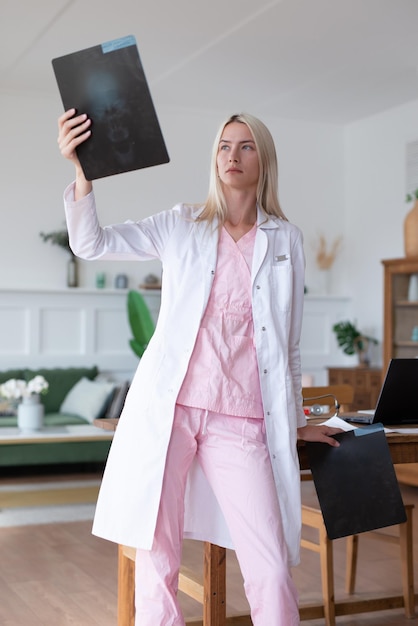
[58,108,91,164]
[57,108,93,199]
[297,424,343,447]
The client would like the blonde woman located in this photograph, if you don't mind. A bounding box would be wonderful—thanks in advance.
[58,109,340,626]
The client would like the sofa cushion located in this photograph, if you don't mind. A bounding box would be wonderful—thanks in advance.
[0,369,25,384]
[24,366,99,413]
[105,381,130,419]
[60,377,116,423]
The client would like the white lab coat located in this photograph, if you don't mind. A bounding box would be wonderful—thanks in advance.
[64,184,307,567]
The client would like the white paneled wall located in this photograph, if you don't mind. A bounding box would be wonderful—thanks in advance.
[0,289,351,386]
[301,295,353,385]
[0,289,161,381]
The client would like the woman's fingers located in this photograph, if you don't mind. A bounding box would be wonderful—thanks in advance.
[297,424,343,447]
[57,109,91,161]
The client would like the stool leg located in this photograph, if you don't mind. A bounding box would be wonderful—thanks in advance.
[345,534,359,595]
[118,545,136,626]
[318,524,336,626]
[203,542,226,626]
[399,507,415,618]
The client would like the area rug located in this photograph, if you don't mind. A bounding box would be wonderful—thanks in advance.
[0,479,100,527]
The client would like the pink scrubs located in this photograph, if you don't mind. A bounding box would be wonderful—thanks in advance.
[134,225,300,625]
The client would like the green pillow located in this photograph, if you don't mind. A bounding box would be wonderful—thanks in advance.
[23,366,99,413]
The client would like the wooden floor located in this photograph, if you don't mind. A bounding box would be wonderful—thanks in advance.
[0,473,418,625]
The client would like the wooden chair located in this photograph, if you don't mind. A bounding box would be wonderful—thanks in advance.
[301,384,415,626]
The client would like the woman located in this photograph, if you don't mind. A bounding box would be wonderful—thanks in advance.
[58,109,340,626]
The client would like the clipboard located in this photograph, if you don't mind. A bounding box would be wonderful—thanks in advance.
[52,35,170,180]
[305,424,406,539]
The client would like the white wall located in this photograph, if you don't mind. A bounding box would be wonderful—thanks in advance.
[2,87,385,376]
[344,99,418,363]
[0,91,346,293]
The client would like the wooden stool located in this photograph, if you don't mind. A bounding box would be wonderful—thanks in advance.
[301,503,415,626]
[117,541,253,626]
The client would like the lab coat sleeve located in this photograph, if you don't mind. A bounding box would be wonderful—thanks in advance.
[63,181,180,262]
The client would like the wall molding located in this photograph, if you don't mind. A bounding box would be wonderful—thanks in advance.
[0,288,161,381]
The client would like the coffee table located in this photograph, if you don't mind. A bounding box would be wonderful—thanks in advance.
[0,424,114,444]
[0,424,114,467]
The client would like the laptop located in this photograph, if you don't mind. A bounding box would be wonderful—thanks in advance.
[52,35,170,180]
[342,358,418,425]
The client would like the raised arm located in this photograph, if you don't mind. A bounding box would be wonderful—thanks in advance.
[57,109,93,200]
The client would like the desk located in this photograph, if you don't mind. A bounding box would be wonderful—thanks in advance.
[94,418,418,625]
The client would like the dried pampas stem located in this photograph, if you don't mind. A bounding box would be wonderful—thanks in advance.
[315,235,342,270]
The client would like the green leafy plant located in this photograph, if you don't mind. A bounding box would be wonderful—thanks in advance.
[406,189,418,203]
[127,290,155,358]
[332,321,377,356]
[39,229,74,257]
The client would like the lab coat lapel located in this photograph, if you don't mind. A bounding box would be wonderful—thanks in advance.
[193,212,220,302]
[252,207,280,284]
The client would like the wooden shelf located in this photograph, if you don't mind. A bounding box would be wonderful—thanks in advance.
[382,257,418,370]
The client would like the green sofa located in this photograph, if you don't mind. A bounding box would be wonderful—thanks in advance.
[0,366,125,468]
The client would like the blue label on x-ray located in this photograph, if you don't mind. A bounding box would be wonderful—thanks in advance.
[102,35,136,54]
[354,422,384,436]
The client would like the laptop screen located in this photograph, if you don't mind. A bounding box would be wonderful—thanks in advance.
[373,358,418,425]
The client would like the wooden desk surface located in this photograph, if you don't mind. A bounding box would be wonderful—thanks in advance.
[95,418,418,468]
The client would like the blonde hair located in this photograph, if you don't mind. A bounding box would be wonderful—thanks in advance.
[198,113,287,223]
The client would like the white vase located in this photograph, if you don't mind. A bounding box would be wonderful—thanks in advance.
[318,268,331,294]
[408,274,418,301]
[17,394,44,432]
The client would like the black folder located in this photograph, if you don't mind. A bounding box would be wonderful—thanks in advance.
[305,424,406,539]
[52,35,170,180]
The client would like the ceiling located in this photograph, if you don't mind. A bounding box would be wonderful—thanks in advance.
[2,0,418,124]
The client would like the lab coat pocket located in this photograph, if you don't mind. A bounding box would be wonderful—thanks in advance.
[271,264,292,311]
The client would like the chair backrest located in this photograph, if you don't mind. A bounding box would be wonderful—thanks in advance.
[302,384,354,416]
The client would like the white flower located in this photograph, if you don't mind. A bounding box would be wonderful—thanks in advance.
[27,375,49,395]
[0,376,49,400]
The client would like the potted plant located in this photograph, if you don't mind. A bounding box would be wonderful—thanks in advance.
[39,228,78,287]
[332,320,378,367]
[127,290,155,358]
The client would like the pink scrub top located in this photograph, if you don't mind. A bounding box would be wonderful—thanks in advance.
[177,224,264,418]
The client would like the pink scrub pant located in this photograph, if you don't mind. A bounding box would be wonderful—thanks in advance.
[134,405,300,626]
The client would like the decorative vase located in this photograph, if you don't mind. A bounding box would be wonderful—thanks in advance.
[318,268,331,294]
[408,274,418,301]
[67,256,78,288]
[17,394,44,432]
[354,336,370,368]
[404,200,418,257]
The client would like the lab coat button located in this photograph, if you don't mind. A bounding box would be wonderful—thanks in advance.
[261,326,266,331]
[256,284,261,290]
[263,369,268,374]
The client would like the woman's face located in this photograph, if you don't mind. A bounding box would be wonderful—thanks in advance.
[216,121,260,193]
